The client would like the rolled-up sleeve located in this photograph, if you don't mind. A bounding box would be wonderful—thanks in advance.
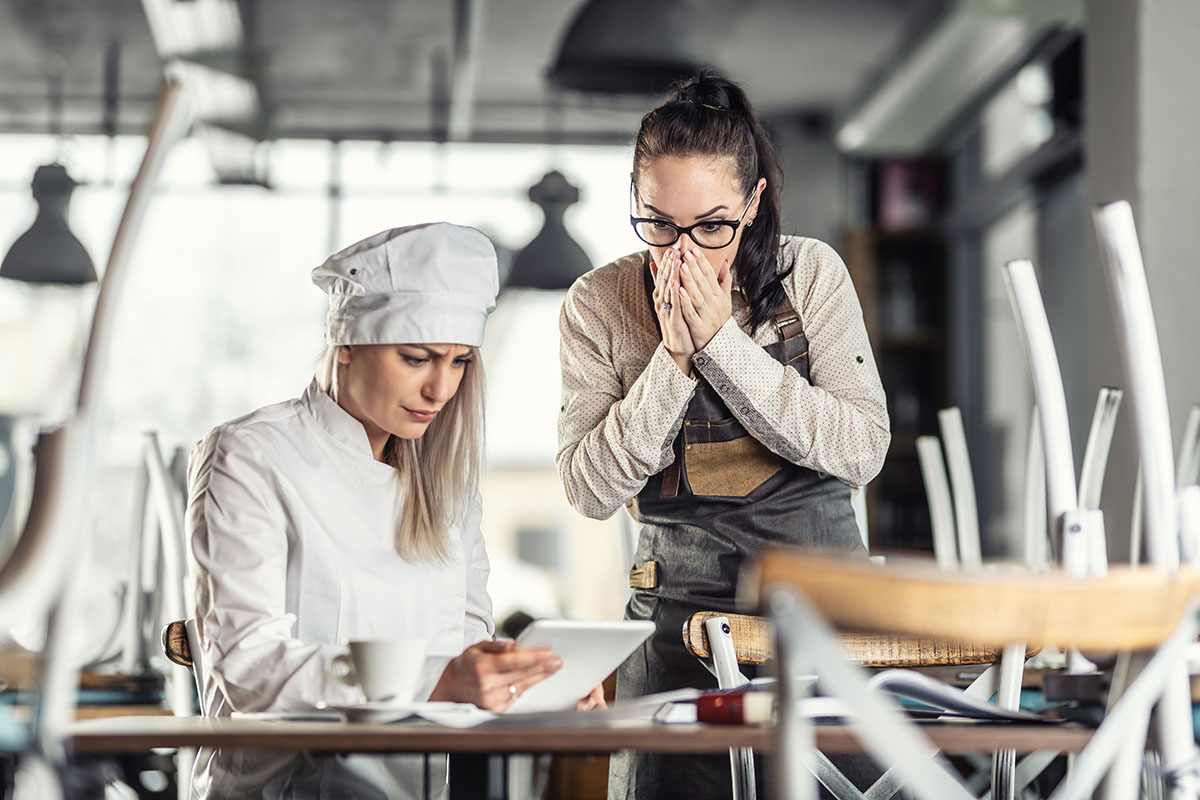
[692,240,890,487]
[186,428,362,713]
[556,270,696,519]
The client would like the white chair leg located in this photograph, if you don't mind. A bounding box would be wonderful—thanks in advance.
[1092,201,1179,572]
[1094,201,1197,800]
[1176,404,1200,488]
[705,617,755,800]
[1131,468,1144,566]
[1047,609,1198,800]
[938,408,982,568]
[768,586,976,800]
[1078,387,1124,510]
[916,436,959,570]
[771,590,817,800]
[988,643,1028,800]
[1022,406,1049,569]
[1002,260,1080,569]
[1178,486,1200,565]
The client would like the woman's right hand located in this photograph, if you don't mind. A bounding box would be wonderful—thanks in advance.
[650,249,697,377]
[428,639,562,711]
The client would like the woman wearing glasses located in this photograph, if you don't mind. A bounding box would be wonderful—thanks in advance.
[557,72,890,798]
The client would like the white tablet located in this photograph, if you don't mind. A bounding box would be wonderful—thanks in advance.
[507,619,655,713]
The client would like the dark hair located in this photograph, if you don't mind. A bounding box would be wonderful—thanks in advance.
[633,70,788,332]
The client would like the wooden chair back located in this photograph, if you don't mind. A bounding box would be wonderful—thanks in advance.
[683,610,1036,668]
[162,619,193,669]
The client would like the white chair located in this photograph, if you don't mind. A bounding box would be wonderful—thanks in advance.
[759,219,1200,800]
[0,83,192,798]
[1092,200,1198,799]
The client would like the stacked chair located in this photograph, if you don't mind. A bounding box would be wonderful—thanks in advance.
[751,200,1200,800]
[0,84,193,798]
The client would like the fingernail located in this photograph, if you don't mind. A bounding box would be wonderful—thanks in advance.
[680,262,690,275]
[551,658,564,669]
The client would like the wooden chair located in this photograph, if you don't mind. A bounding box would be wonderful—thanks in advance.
[744,204,1200,800]
[0,83,192,798]
[754,551,1200,800]
[682,609,1036,800]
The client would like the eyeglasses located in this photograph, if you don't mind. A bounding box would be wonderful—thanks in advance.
[629,183,756,250]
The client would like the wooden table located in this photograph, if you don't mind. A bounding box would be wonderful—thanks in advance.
[71,714,1094,756]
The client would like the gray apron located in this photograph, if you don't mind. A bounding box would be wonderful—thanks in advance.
[608,256,866,800]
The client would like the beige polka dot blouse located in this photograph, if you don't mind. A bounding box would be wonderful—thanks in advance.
[556,236,891,520]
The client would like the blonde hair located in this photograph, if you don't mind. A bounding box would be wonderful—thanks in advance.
[315,344,484,562]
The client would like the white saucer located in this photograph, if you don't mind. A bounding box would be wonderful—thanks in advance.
[325,700,460,724]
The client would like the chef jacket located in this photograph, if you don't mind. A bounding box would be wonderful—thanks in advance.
[185,379,494,798]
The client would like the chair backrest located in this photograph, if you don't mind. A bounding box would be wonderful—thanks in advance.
[681,609,1031,669]
[162,619,192,667]
[161,618,206,715]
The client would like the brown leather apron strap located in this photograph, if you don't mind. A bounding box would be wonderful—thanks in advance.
[660,434,682,499]
[774,299,803,340]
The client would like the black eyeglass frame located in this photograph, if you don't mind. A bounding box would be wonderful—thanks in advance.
[628,183,757,250]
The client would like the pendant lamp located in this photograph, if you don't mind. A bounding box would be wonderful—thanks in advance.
[0,162,98,418]
[506,170,591,291]
[548,0,712,95]
[1,163,96,285]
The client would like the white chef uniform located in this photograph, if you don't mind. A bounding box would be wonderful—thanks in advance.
[185,222,499,798]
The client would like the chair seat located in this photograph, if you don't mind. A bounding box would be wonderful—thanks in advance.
[749,551,1200,651]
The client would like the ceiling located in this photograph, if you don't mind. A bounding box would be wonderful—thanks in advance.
[0,0,944,145]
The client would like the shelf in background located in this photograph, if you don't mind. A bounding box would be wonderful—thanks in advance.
[879,331,944,349]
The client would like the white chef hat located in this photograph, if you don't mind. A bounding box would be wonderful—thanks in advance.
[312,222,500,347]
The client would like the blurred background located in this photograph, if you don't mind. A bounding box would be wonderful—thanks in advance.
[0,0,1197,662]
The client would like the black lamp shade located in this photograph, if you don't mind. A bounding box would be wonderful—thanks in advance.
[1,164,97,286]
[548,0,712,96]
[507,170,592,292]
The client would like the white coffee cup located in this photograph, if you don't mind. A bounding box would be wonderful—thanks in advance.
[330,638,427,704]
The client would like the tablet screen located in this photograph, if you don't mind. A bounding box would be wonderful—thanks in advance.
[507,619,655,713]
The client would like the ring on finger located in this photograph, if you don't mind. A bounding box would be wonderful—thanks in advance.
[693,300,707,312]
[661,301,673,311]
[508,684,518,699]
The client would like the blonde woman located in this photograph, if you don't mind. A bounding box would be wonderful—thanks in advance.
[186,223,593,799]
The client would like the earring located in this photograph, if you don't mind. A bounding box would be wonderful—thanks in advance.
[746,218,754,228]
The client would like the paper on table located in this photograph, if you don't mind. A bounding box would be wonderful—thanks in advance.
[791,670,1046,722]
[233,702,496,728]
[867,669,1044,721]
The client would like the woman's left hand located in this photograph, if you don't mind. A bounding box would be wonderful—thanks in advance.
[576,684,607,711]
[677,246,733,351]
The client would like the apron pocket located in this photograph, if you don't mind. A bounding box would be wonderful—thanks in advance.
[685,436,781,497]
